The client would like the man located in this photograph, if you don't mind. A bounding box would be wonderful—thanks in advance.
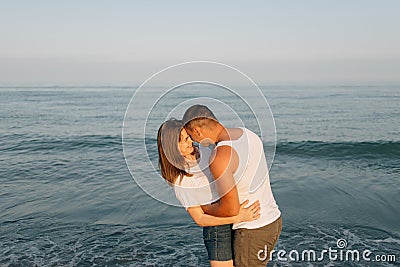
[182,104,282,267]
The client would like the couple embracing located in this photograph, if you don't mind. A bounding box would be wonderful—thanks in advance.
[157,105,282,267]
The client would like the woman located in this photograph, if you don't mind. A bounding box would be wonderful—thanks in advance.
[157,119,260,267]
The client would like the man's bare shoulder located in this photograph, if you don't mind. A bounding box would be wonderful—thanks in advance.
[209,145,232,166]
[209,145,239,178]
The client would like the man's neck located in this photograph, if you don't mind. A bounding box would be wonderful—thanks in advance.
[216,126,230,143]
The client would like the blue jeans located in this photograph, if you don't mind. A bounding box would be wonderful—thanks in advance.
[203,224,233,261]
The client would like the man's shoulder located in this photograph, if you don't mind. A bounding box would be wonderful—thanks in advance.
[210,145,233,163]
[209,145,239,173]
[242,127,263,143]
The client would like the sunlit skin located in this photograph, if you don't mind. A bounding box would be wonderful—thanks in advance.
[185,123,233,147]
[178,128,197,161]
[185,126,219,146]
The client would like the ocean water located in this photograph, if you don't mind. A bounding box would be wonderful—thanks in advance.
[0,85,399,266]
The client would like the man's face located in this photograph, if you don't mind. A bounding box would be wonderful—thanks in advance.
[185,127,202,144]
[186,126,214,147]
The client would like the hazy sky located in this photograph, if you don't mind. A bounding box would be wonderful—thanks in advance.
[1,0,399,85]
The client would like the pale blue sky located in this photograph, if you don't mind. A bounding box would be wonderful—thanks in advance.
[0,0,399,85]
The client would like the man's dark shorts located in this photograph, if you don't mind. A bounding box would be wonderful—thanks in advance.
[234,216,282,267]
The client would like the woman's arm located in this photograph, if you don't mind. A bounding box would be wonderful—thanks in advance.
[186,200,260,227]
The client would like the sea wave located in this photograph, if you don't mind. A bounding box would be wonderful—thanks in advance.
[0,134,121,153]
[276,140,400,160]
[1,134,399,160]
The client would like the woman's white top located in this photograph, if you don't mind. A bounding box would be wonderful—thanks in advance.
[174,145,219,209]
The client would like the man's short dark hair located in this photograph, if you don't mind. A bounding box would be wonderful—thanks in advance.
[182,105,218,130]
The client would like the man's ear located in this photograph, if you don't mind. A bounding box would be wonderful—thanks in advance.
[193,127,202,137]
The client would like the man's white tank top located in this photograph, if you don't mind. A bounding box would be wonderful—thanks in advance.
[216,127,281,229]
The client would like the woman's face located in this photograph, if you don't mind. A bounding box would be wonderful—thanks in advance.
[178,128,194,158]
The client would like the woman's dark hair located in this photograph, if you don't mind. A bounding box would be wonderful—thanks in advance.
[157,119,193,185]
